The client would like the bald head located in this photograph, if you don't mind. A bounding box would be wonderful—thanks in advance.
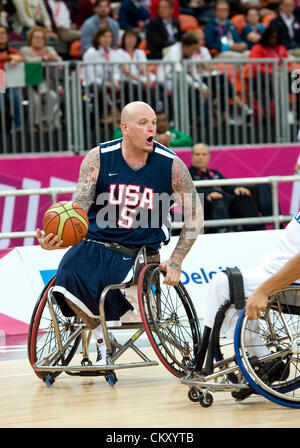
[121,101,155,125]
[120,101,157,154]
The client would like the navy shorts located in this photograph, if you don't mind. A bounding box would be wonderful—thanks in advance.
[53,239,136,325]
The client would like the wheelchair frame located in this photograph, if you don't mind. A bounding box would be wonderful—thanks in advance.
[28,246,201,387]
[181,286,300,409]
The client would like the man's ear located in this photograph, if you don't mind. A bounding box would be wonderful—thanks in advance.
[120,122,127,136]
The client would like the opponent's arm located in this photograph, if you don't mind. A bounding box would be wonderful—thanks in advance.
[160,157,203,285]
[37,147,100,249]
[246,252,300,320]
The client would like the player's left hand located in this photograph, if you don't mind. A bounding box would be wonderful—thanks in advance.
[245,290,268,320]
[159,257,182,286]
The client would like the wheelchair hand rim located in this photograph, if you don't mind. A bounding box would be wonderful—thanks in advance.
[234,308,300,409]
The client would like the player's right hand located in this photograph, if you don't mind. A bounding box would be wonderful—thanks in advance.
[36,229,64,250]
[245,290,268,320]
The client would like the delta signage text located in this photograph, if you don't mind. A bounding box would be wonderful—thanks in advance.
[180,265,238,285]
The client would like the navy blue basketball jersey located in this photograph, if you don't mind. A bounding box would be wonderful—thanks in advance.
[86,138,176,250]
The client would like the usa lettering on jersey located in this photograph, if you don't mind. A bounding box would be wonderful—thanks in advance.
[95,184,167,230]
[108,184,154,229]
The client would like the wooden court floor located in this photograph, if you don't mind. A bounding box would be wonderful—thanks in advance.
[1,347,300,428]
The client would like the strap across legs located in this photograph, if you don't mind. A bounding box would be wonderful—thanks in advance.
[225,267,245,310]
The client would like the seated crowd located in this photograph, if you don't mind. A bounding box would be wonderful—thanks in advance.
[1,0,299,133]
[2,0,298,59]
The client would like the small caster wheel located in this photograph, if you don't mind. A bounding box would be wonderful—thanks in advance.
[105,372,118,387]
[44,375,54,388]
[199,393,213,408]
[188,387,200,402]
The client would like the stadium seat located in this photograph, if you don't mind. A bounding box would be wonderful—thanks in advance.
[138,40,150,55]
[230,14,246,33]
[48,40,69,58]
[8,41,26,51]
[178,14,200,30]
[262,13,277,27]
[70,40,82,60]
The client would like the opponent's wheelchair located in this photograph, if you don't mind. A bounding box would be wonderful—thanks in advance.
[27,246,201,387]
[181,268,300,409]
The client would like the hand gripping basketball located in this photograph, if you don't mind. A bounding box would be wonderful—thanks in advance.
[40,201,89,249]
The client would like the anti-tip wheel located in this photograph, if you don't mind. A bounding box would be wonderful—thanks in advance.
[44,375,55,388]
[106,372,118,387]
[199,392,213,408]
[188,387,201,402]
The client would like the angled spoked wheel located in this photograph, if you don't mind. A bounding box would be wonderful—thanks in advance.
[138,264,201,377]
[234,287,300,408]
[27,275,82,381]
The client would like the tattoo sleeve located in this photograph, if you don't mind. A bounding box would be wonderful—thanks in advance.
[73,147,100,214]
[171,156,203,265]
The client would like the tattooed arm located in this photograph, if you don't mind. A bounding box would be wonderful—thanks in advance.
[36,147,100,249]
[73,146,100,213]
[160,157,203,285]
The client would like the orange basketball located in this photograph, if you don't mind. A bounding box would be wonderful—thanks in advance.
[43,201,89,248]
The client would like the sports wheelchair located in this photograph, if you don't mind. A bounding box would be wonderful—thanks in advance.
[27,246,201,387]
[181,269,300,409]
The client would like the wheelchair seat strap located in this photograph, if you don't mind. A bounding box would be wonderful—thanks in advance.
[223,267,245,310]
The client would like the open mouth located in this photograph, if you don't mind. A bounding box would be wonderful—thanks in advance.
[146,136,154,144]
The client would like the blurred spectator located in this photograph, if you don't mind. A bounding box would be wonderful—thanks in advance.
[250,26,290,86]
[156,110,193,147]
[0,24,23,131]
[189,143,264,232]
[179,0,214,24]
[74,0,95,28]
[156,31,203,89]
[47,0,80,43]
[0,0,25,40]
[239,0,262,10]
[81,0,119,52]
[0,0,8,26]
[115,29,155,104]
[118,0,149,33]
[260,0,280,12]
[204,0,248,57]
[250,26,293,121]
[0,25,23,68]
[0,0,15,27]
[82,26,120,119]
[270,0,300,57]
[241,7,266,49]
[146,0,182,59]
[191,28,253,119]
[150,0,179,18]
[12,0,57,39]
[156,32,209,122]
[239,0,277,17]
[19,26,61,130]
